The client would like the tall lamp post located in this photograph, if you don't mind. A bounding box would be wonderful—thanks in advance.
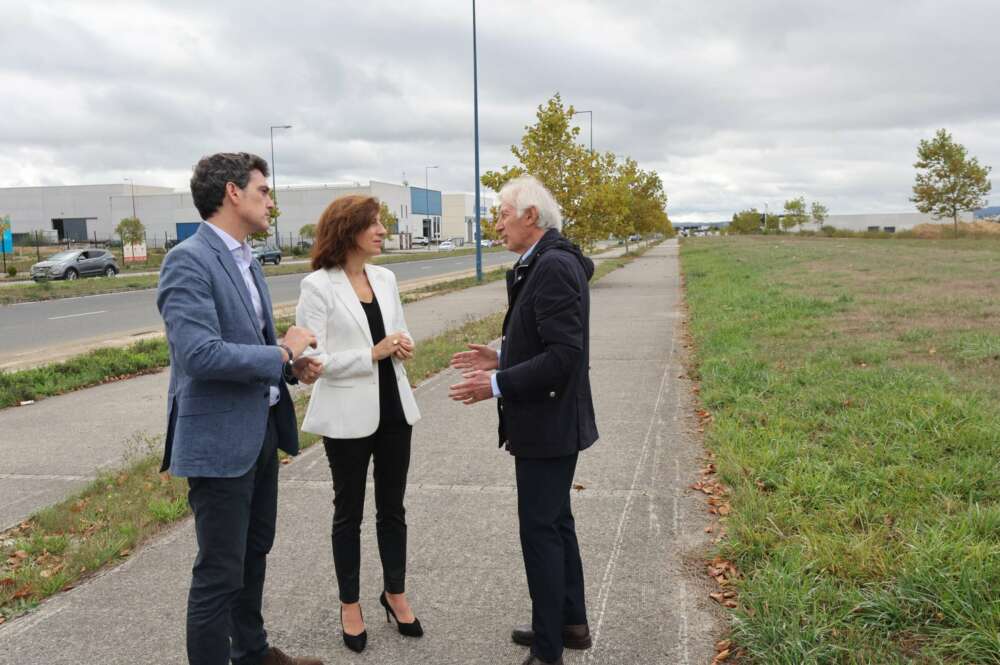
[424,165,438,240]
[571,110,593,153]
[123,177,136,218]
[472,0,483,281]
[269,124,292,248]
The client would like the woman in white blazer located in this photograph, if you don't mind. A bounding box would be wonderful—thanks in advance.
[295,195,422,654]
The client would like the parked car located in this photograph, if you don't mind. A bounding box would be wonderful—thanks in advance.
[438,240,455,251]
[252,246,282,265]
[411,236,430,247]
[30,249,119,281]
[628,234,642,242]
[480,238,494,247]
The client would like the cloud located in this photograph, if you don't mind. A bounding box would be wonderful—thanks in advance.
[2,0,998,221]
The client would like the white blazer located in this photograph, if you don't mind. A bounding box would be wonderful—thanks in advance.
[296,263,421,439]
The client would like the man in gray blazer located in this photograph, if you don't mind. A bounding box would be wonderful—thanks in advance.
[157,152,324,665]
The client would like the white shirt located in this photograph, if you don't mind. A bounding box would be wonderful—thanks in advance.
[490,237,543,398]
[204,222,280,407]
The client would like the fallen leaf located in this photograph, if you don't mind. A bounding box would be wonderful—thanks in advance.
[716,640,731,651]
[119,548,131,557]
[14,550,28,560]
[280,458,291,465]
[713,648,731,662]
[39,570,51,579]
[0,616,5,625]
[704,527,713,533]
[12,585,33,599]
[718,504,731,516]
[0,578,14,587]
[572,483,586,491]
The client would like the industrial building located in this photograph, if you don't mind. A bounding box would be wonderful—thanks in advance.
[0,180,456,248]
[442,192,494,244]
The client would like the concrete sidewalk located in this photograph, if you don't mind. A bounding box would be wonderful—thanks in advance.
[0,240,720,663]
[0,245,636,529]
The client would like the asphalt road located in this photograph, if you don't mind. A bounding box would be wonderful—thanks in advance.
[0,251,516,357]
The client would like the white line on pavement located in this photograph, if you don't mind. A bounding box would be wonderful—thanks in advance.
[47,310,107,320]
[586,328,676,660]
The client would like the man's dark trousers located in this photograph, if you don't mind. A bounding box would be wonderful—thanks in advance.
[186,410,279,665]
[515,452,587,664]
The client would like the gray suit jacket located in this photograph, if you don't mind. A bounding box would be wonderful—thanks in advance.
[156,223,299,478]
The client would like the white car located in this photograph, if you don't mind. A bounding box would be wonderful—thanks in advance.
[480,239,494,247]
[438,241,455,250]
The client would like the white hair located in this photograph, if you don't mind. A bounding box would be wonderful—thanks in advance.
[498,175,563,231]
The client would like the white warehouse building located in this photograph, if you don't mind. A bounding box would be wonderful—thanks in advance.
[0,180,450,247]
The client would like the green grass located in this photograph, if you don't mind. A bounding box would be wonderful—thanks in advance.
[0,340,169,408]
[681,236,1000,664]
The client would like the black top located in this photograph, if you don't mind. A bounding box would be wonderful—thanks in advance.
[360,294,406,426]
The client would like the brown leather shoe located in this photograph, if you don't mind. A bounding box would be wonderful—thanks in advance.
[520,655,564,665]
[511,623,592,649]
[260,646,324,665]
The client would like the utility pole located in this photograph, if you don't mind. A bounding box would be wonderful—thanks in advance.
[473,0,483,281]
[269,124,292,247]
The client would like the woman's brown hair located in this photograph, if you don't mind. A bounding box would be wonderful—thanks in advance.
[311,195,381,269]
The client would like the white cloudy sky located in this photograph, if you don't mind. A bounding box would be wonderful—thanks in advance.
[3,0,999,222]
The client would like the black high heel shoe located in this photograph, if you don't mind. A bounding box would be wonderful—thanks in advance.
[379,591,424,637]
[340,604,368,653]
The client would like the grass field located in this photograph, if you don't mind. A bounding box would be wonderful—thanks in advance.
[681,236,1000,663]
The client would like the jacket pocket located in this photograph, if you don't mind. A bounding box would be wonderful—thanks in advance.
[177,395,234,417]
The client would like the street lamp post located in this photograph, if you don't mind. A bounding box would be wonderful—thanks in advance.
[269,124,292,248]
[124,178,136,218]
[572,110,593,153]
[425,165,438,240]
[472,0,483,281]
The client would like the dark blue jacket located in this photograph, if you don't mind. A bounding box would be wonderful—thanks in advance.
[496,228,599,458]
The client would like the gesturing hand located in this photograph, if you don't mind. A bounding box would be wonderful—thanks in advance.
[373,332,414,362]
[291,356,323,384]
[448,369,494,405]
[450,343,498,372]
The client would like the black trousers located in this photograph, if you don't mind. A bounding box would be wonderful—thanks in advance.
[323,421,412,603]
[515,452,588,664]
[186,410,279,665]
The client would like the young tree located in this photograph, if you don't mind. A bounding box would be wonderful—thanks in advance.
[481,93,598,246]
[379,202,399,236]
[299,223,316,241]
[911,128,993,236]
[781,197,808,230]
[729,209,764,234]
[810,201,828,227]
[116,216,145,249]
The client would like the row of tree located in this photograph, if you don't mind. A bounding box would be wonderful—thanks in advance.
[481,94,673,247]
[728,198,828,234]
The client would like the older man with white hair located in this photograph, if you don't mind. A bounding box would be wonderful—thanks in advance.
[450,175,598,665]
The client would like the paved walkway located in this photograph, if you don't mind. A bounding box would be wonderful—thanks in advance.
[0,240,720,663]
[0,246,635,529]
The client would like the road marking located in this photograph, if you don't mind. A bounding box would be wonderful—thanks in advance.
[585,316,676,661]
[47,310,107,320]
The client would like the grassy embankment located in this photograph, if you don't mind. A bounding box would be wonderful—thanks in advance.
[682,236,1000,663]
[0,246,507,305]
[0,243,655,621]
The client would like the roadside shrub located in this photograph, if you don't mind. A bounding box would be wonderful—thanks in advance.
[6,266,16,277]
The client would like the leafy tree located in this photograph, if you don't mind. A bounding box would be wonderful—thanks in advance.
[379,202,399,236]
[482,94,599,247]
[482,93,671,247]
[810,201,828,227]
[116,217,145,248]
[911,128,993,236]
[781,197,808,230]
[299,223,316,240]
[729,208,764,234]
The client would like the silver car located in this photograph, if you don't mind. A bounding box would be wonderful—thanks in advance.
[30,249,120,281]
